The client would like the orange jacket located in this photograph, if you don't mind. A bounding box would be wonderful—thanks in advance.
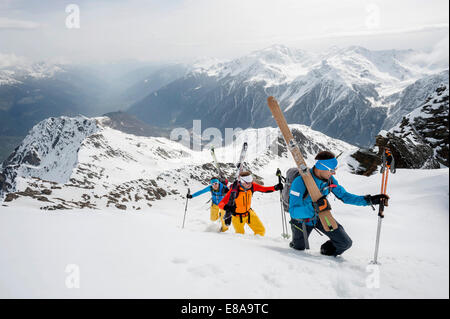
[218,182,275,213]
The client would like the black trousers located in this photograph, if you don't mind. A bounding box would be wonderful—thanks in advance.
[289,218,353,256]
[223,209,233,226]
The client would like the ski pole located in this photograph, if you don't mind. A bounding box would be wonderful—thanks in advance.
[372,148,394,264]
[182,188,190,229]
[276,168,289,238]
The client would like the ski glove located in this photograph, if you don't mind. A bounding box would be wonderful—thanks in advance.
[274,183,284,191]
[186,194,193,199]
[365,194,389,206]
[312,195,331,213]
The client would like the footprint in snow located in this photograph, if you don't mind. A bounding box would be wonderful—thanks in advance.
[172,257,189,264]
[187,264,218,278]
[262,272,282,288]
[203,223,222,233]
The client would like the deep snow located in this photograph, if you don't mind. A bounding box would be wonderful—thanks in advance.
[0,168,448,299]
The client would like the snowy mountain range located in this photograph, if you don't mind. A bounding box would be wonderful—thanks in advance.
[0,61,63,85]
[1,44,448,162]
[128,45,449,146]
[0,58,188,162]
[0,115,354,209]
[0,59,187,135]
[0,61,105,138]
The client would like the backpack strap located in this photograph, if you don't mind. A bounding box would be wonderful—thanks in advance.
[302,176,335,201]
[302,188,309,200]
[227,181,240,207]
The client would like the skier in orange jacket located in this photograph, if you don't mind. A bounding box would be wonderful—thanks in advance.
[218,171,283,236]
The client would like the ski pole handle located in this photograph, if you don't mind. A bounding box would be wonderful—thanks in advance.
[276,168,282,184]
[276,168,285,183]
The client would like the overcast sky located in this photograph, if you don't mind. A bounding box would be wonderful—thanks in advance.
[0,0,448,64]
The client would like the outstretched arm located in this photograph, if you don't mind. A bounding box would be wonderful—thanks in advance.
[191,185,212,198]
[331,178,369,206]
[252,183,276,193]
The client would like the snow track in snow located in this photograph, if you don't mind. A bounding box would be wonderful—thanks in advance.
[0,168,447,298]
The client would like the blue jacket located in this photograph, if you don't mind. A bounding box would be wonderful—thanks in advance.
[191,182,228,205]
[289,169,369,226]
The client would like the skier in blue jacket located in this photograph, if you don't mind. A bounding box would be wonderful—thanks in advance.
[289,151,389,256]
[187,177,231,231]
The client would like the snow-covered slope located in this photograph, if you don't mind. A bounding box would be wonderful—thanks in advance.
[0,115,354,210]
[0,168,448,298]
[2,116,99,183]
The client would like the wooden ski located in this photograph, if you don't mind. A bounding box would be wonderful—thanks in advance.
[267,96,338,232]
[210,146,225,178]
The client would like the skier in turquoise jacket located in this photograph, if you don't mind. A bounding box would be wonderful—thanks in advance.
[187,177,230,231]
[288,151,389,256]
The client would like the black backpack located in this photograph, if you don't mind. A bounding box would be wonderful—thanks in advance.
[224,180,254,212]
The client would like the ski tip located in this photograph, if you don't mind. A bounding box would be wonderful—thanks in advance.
[267,96,280,112]
[267,96,279,104]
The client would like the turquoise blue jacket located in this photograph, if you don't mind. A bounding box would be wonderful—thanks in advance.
[191,182,228,205]
[289,169,369,225]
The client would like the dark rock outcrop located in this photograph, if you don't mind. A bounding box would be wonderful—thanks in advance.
[350,84,448,174]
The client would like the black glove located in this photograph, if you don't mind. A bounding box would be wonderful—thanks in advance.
[274,183,284,191]
[312,195,331,212]
[186,194,192,199]
[366,194,389,206]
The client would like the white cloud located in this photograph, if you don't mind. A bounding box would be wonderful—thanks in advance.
[406,36,450,70]
[315,23,449,40]
[0,17,40,30]
[0,52,29,68]
[0,0,448,63]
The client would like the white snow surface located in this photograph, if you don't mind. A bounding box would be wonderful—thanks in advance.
[0,166,448,298]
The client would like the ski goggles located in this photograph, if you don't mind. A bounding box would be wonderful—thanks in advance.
[240,175,253,184]
[210,179,220,185]
[315,158,338,173]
